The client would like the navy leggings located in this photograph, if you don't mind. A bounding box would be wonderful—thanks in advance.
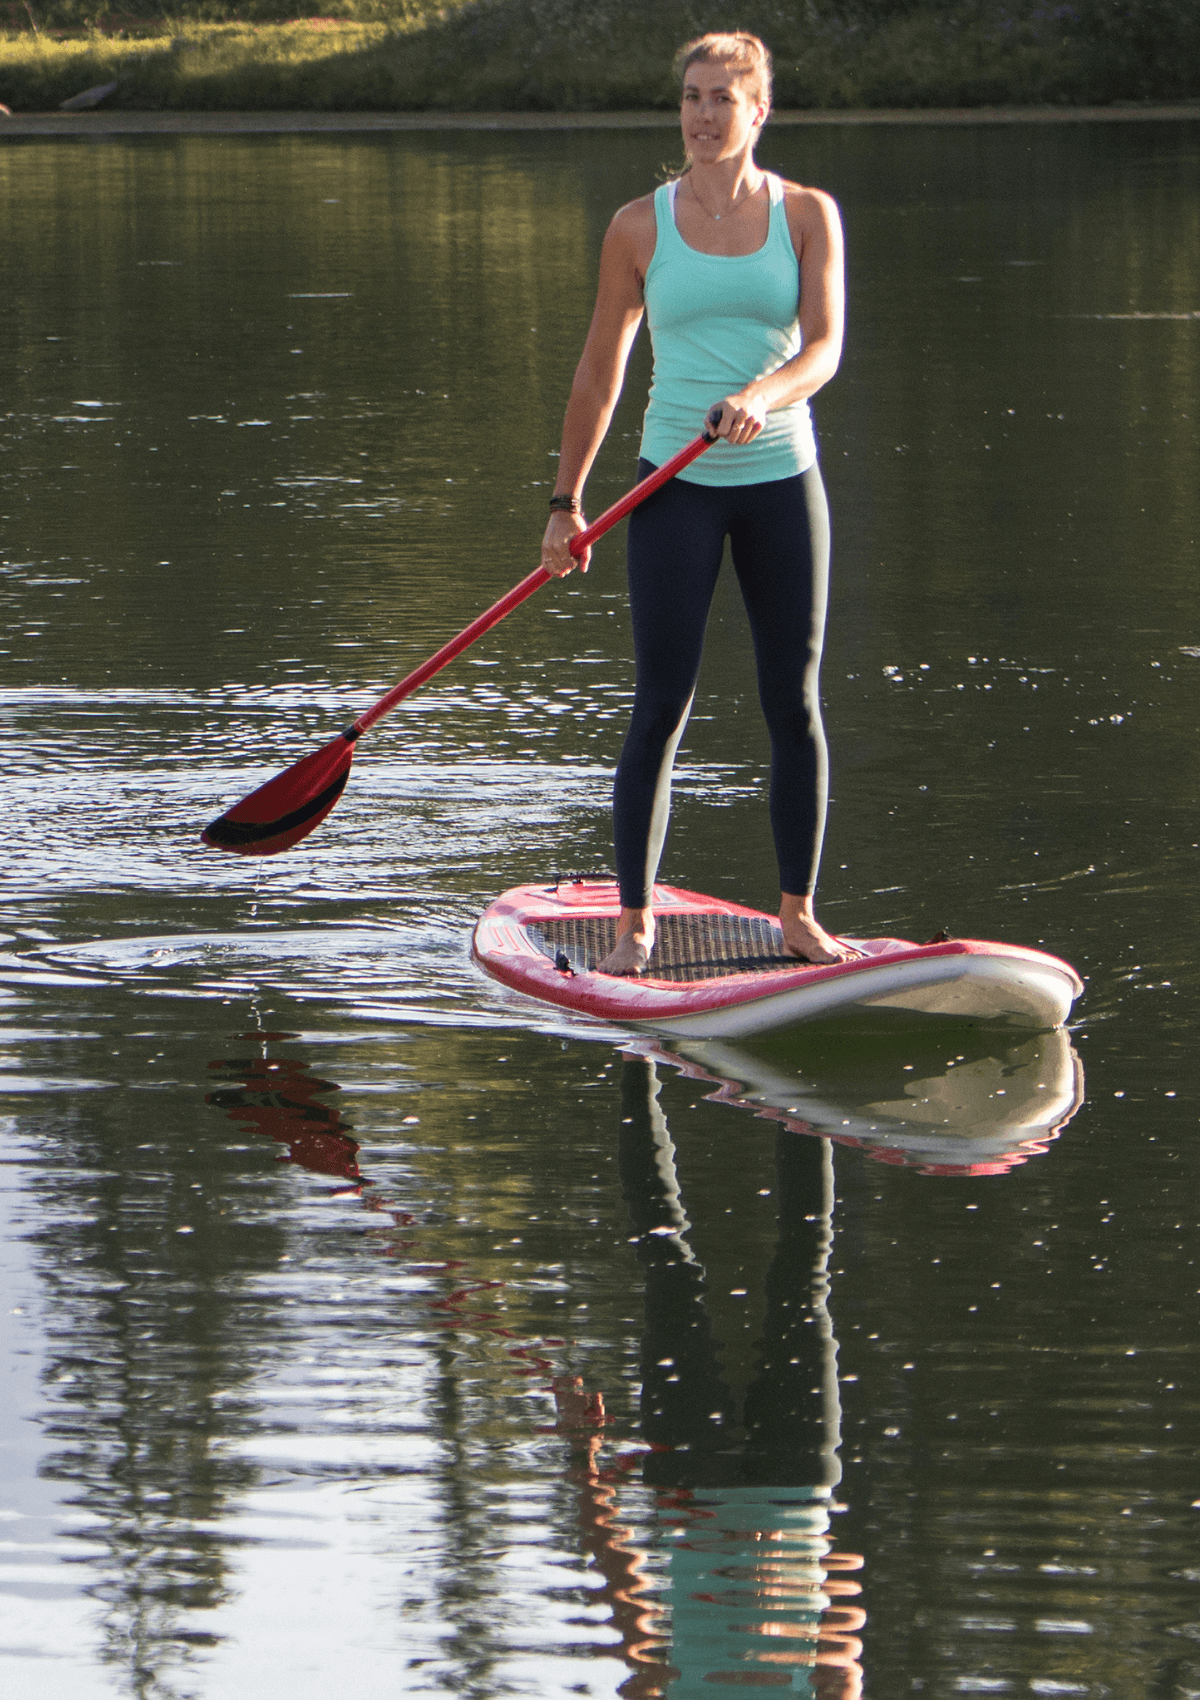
[615,460,831,909]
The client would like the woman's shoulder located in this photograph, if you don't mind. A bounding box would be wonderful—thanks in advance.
[774,177,844,254]
[601,190,660,275]
[607,189,660,243]
[774,176,842,220]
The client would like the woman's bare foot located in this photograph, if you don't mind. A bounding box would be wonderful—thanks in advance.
[596,906,654,976]
[779,893,860,964]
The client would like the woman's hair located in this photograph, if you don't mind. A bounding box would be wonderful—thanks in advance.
[673,31,774,116]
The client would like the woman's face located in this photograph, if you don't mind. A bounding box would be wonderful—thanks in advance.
[680,60,768,163]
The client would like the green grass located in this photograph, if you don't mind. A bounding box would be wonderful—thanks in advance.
[2,0,1199,114]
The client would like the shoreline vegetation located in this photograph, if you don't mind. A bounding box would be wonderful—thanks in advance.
[2,1,1199,117]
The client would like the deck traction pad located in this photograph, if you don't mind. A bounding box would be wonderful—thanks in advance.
[527,911,795,983]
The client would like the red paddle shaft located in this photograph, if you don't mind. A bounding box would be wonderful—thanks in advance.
[352,422,718,738]
[202,417,719,854]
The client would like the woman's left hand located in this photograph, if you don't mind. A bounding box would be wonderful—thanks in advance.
[712,391,768,445]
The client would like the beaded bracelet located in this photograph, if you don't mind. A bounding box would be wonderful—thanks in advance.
[548,494,583,514]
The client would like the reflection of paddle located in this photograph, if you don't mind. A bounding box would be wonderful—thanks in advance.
[202,418,719,856]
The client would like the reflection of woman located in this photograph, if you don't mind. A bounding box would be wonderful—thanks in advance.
[541,31,854,975]
[615,1053,865,1696]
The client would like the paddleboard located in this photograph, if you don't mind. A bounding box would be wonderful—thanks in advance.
[472,880,1083,1037]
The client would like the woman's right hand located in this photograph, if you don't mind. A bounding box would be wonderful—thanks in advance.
[541,508,590,578]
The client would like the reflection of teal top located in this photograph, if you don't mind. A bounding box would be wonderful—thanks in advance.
[661,1488,831,1695]
[640,173,817,486]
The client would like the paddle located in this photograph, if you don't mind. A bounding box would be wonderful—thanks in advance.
[202,415,721,856]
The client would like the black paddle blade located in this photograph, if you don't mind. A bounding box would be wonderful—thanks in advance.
[203,730,357,856]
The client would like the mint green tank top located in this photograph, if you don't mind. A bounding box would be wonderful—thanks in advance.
[640,172,817,486]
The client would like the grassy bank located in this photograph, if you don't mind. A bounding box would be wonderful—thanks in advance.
[2,0,1199,115]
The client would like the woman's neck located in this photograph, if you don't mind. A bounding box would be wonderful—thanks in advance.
[685,155,766,219]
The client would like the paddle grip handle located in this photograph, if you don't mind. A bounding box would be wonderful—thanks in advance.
[352,421,719,737]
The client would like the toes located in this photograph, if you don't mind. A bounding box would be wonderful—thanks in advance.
[595,938,652,977]
[781,929,859,966]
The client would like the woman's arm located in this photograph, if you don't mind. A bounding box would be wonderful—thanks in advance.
[713,185,845,445]
[542,199,652,577]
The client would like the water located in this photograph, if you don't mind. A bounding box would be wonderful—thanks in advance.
[1,117,1199,1698]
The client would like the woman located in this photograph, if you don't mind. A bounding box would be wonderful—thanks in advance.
[541,31,854,975]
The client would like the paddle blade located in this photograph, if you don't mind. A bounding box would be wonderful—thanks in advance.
[203,730,357,856]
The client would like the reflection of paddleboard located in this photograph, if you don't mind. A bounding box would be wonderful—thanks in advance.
[472,881,1084,1037]
[636,1028,1084,1176]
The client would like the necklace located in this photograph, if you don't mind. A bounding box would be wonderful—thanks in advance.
[688,174,763,222]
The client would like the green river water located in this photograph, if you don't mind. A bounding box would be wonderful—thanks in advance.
[1,117,1199,1699]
